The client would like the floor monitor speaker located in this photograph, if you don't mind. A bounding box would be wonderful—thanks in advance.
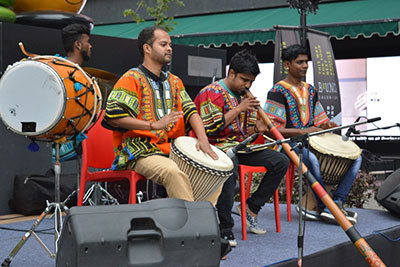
[376,168,400,215]
[56,198,221,267]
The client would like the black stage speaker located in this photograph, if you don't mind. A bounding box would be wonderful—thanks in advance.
[376,168,400,215]
[56,198,221,267]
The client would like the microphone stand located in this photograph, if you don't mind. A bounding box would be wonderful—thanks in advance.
[226,132,260,159]
[253,117,381,151]
[352,123,400,135]
[247,134,308,266]
[294,140,305,266]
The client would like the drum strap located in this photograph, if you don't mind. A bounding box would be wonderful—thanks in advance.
[53,60,78,69]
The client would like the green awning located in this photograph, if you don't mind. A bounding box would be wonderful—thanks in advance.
[92,0,400,48]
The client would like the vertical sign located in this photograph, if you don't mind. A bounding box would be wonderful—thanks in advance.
[308,31,342,123]
[273,28,300,84]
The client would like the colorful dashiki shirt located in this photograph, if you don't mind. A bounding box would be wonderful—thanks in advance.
[194,80,257,152]
[103,65,197,170]
[264,80,329,129]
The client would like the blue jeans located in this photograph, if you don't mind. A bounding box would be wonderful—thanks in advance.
[291,144,362,209]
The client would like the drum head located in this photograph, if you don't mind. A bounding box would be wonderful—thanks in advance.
[173,136,233,171]
[309,133,361,160]
[0,60,65,136]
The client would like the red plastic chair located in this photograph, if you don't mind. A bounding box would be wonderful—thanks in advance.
[239,165,280,240]
[77,110,146,206]
[256,134,296,222]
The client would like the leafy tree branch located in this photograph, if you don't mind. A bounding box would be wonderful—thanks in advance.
[124,0,184,32]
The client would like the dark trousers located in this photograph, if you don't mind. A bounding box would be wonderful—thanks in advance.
[216,149,289,232]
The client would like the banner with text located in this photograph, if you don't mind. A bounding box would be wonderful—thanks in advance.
[308,31,342,123]
[273,28,300,84]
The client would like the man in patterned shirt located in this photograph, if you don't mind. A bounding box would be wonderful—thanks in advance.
[195,50,289,247]
[102,26,218,202]
[264,44,361,224]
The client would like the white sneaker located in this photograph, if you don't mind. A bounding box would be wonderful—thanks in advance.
[236,205,267,235]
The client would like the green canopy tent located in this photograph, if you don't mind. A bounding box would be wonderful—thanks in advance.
[92,0,400,62]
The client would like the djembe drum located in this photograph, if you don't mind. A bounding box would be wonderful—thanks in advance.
[301,133,361,212]
[170,136,234,201]
[309,133,361,185]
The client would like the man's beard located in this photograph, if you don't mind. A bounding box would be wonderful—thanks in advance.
[81,50,90,61]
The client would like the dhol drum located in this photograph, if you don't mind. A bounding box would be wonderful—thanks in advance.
[308,133,361,185]
[170,136,234,201]
[0,56,102,141]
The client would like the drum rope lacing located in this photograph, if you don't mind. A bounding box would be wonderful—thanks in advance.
[170,141,233,177]
[50,58,99,137]
[36,56,102,137]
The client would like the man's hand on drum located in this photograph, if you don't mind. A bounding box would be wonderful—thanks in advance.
[196,137,219,160]
[152,111,183,129]
[319,121,339,130]
[302,126,322,134]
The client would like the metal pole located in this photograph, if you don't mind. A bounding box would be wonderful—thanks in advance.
[54,143,62,253]
[300,9,307,48]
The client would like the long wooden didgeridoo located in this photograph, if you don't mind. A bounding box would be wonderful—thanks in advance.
[245,89,386,267]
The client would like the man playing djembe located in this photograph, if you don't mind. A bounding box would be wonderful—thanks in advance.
[102,26,218,202]
[264,44,362,224]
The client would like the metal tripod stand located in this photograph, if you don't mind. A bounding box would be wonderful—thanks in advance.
[2,143,67,267]
[82,182,119,206]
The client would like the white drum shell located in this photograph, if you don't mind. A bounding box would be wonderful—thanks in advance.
[0,60,66,136]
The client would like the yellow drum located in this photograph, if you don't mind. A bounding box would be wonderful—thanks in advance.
[13,0,87,14]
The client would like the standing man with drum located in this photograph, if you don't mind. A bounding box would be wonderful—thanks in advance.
[264,44,362,224]
[194,49,289,247]
[102,26,218,202]
[62,23,92,66]
[51,23,93,162]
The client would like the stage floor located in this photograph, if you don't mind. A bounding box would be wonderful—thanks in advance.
[0,203,398,267]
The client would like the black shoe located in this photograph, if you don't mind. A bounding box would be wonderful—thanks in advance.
[221,230,237,247]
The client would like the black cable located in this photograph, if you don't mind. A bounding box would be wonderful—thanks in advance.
[373,226,400,242]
